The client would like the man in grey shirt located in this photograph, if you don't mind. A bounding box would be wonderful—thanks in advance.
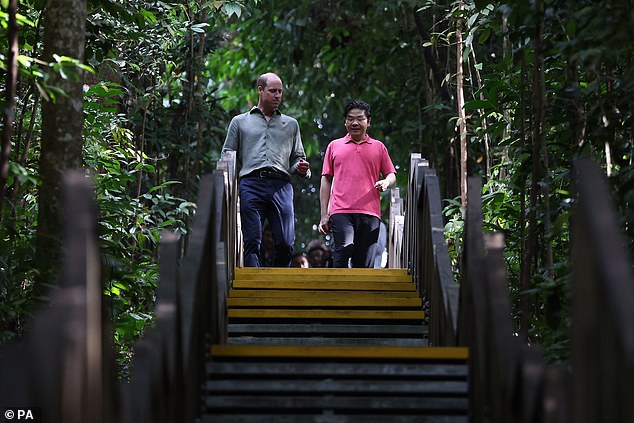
[222,72,310,267]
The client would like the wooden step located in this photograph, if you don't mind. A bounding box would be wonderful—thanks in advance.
[227,337,428,347]
[206,378,467,395]
[202,415,468,422]
[227,296,422,308]
[228,309,424,320]
[235,267,411,277]
[228,289,419,299]
[228,323,427,337]
[204,395,468,413]
[227,322,428,347]
[210,345,468,360]
[232,280,416,291]
[207,361,468,378]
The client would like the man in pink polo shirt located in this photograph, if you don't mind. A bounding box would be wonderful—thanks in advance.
[318,100,396,268]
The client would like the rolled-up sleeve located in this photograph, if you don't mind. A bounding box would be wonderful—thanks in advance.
[289,122,307,175]
[222,116,240,153]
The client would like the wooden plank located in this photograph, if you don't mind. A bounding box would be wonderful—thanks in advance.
[227,323,426,336]
[229,290,420,299]
[232,280,416,291]
[204,395,468,411]
[210,345,469,360]
[226,337,429,347]
[201,414,468,423]
[235,268,410,277]
[207,361,468,378]
[234,274,413,283]
[205,379,468,394]
[227,297,422,308]
[227,309,424,320]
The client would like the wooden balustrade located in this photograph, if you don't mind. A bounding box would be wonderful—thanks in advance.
[460,159,634,422]
[389,153,459,346]
[0,152,238,423]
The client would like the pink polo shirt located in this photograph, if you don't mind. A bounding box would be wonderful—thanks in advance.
[322,133,396,218]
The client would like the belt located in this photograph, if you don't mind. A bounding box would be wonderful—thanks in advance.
[243,167,290,181]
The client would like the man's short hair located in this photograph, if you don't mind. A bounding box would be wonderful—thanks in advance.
[257,72,278,89]
[343,99,372,119]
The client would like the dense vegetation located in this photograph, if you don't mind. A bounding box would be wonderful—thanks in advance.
[1,0,632,368]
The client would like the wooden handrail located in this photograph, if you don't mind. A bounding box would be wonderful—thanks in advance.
[0,171,113,423]
[0,156,239,422]
[570,159,634,423]
[461,159,634,422]
[389,153,459,346]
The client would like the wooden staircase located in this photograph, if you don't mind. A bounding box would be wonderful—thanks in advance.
[203,268,469,422]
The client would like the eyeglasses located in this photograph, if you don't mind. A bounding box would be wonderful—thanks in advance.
[345,116,367,124]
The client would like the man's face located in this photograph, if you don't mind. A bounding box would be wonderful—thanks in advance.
[344,108,370,141]
[258,76,283,111]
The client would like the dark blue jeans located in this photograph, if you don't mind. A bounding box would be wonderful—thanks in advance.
[239,177,295,267]
[330,213,380,268]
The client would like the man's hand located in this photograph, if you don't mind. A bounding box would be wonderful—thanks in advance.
[296,159,310,176]
[374,179,390,192]
[318,214,330,235]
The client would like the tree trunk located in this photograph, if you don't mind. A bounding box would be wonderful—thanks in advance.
[519,50,530,339]
[456,2,467,213]
[194,26,207,181]
[0,0,19,216]
[413,7,451,102]
[36,0,87,292]
[566,59,586,149]
[524,0,546,341]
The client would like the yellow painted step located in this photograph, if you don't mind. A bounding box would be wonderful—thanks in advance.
[227,296,422,308]
[234,267,412,283]
[211,344,469,360]
[235,268,410,276]
[228,290,420,299]
[235,275,413,283]
[228,309,424,320]
[232,280,416,291]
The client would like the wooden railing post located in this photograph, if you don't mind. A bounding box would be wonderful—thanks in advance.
[176,173,216,422]
[571,159,634,423]
[155,231,183,421]
[388,186,404,268]
[396,153,459,347]
[0,171,117,423]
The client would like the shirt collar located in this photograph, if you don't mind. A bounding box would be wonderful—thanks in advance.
[344,133,372,144]
[250,106,282,117]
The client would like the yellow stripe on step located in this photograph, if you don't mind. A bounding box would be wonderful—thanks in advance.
[234,274,412,283]
[228,309,424,320]
[210,344,468,360]
[232,280,416,291]
[228,290,420,299]
[235,268,410,277]
[227,297,422,308]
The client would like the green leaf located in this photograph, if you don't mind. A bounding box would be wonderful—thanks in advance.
[222,3,242,18]
[463,99,495,110]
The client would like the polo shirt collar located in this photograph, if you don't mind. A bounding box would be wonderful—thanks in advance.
[250,106,282,117]
[344,133,372,144]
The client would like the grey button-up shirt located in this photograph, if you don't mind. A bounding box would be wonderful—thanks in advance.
[222,107,310,179]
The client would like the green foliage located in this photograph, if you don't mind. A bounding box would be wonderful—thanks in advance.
[0,0,260,374]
